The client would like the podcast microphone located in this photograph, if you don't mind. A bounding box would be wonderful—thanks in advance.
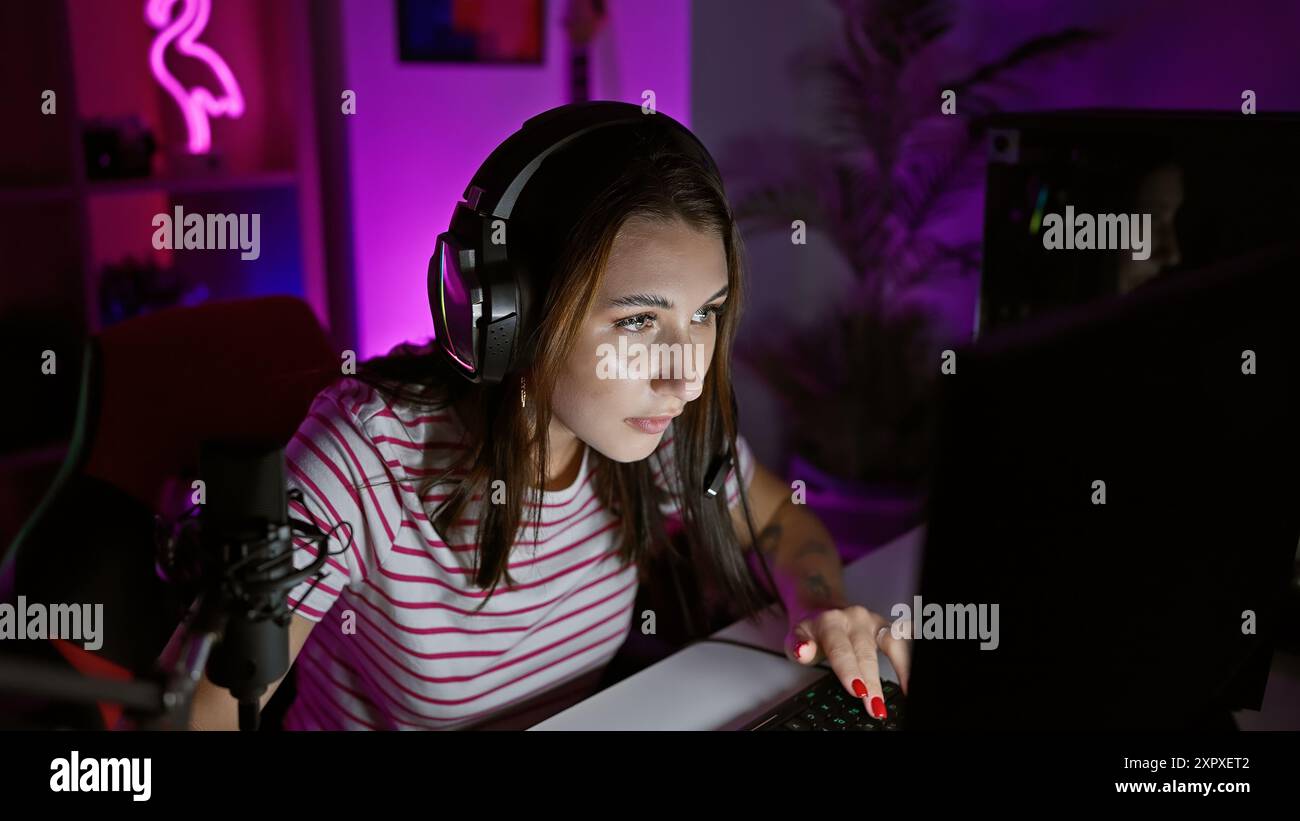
[198,440,296,731]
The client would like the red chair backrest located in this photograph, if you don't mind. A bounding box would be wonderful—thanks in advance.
[84,296,339,508]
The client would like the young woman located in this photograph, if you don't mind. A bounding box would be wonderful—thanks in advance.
[189,105,910,730]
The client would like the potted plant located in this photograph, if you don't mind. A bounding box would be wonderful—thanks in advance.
[722,0,1101,558]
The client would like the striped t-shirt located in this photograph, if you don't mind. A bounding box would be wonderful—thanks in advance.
[281,346,754,730]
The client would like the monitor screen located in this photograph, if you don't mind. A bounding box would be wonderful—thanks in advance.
[978,111,1300,335]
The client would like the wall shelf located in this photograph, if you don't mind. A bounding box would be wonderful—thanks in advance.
[0,186,77,204]
[86,170,299,197]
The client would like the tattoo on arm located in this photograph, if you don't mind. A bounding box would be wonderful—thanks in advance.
[756,521,783,556]
[753,496,800,555]
[803,572,832,602]
[796,540,834,559]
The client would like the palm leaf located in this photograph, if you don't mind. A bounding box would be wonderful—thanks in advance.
[946,27,1106,106]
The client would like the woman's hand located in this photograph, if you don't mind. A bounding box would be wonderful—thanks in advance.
[785,605,911,720]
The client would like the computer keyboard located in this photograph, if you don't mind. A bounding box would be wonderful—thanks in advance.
[746,672,906,731]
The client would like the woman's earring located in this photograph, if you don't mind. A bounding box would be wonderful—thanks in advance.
[520,376,527,409]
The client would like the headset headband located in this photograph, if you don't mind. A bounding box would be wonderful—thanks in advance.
[467,102,718,219]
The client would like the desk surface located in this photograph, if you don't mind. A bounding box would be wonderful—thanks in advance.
[530,526,926,730]
[531,522,1300,731]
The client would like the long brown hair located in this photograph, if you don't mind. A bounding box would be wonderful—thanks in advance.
[355,119,778,625]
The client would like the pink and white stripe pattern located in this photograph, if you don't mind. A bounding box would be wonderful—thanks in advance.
[281,344,754,730]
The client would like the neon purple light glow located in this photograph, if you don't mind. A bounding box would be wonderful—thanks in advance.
[338,0,692,358]
[145,0,245,154]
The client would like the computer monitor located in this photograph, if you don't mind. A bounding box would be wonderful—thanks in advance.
[978,110,1300,336]
[909,242,1300,731]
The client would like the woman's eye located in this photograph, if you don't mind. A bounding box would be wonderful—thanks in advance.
[693,304,724,324]
[614,313,655,332]
[615,305,724,333]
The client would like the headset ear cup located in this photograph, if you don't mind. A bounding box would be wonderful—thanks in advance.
[426,248,444,352]
[509,259,538,372]
[480,256,535,381]
[429,230,484,380]
[481,313,518,384]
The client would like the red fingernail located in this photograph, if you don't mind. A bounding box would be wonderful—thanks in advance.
[851,679,868,698]
[793,641,809,660]
[870,696,887,719]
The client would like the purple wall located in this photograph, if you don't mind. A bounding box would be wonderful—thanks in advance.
[954,0,1300,111]
[339,0,692,359]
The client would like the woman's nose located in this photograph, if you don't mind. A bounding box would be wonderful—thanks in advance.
[652,374,695,404]
[649,346,707,401]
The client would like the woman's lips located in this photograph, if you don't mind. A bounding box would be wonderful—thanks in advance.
[624,415,676,434]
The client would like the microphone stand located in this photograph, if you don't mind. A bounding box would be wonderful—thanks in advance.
[0,501,332,731]
[0,592,216,730]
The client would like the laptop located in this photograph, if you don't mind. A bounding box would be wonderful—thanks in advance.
[749,242,1300,731]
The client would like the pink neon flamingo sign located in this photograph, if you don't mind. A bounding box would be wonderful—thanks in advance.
[145,0,244,154]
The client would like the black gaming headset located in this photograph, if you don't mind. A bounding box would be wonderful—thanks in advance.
[427,101,723,386]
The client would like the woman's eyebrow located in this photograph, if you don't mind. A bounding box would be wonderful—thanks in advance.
[607,292,672,310]
[605,284,729,310]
